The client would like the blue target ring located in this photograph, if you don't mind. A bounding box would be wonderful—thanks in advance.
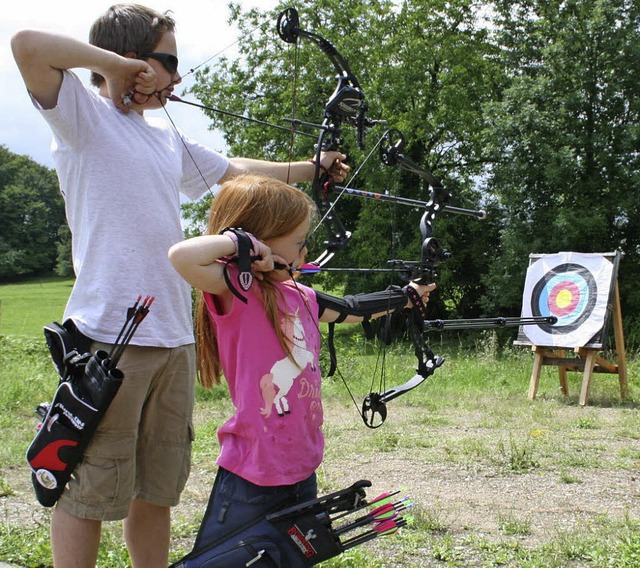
[531,263,597,334]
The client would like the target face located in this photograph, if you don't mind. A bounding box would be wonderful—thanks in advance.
[521,253,614,347]
[531,263,597,334]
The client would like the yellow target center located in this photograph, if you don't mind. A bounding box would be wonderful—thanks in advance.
[555,289,573,309]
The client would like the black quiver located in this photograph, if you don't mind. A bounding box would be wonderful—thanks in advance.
[26,319,124,506]
[170,480,373,568]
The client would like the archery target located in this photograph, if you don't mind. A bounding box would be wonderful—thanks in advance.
[521,253,614,347]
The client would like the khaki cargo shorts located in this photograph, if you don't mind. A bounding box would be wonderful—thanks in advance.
[57,342,196,521]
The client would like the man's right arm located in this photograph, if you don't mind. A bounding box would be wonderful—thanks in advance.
[11,30,69,109]
[10,30,153,112]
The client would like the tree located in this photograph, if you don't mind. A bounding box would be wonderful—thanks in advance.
[0,145,67,280]
[483,0,640,317]
[185,0,507,318]
[54,224,73,278]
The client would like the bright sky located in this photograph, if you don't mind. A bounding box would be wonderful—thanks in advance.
[0,0,278,168]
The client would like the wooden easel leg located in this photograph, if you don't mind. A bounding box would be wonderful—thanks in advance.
[579,349,597,406]
[557,349,568,396]
[612,283,628,400]
[528,347,545,400]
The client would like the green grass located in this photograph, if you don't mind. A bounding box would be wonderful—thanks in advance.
[0,276,74,337]
[1,277,640,567]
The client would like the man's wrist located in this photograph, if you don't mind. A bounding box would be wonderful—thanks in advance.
[308,157,330,174]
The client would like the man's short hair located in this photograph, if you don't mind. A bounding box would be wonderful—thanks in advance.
[89,3,176,87]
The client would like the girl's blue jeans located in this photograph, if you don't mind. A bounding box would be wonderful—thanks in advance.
[192,466,318,550]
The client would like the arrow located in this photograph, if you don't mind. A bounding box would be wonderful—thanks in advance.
[334,498,412,536]
[341,517,409,550]
[108,295,155,367]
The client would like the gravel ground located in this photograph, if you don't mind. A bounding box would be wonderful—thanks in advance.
[2,399,639,566]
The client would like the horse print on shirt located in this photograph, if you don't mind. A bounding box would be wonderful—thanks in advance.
[260,309,316,417]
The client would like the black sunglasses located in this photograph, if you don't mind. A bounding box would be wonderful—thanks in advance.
[140,52,179,74]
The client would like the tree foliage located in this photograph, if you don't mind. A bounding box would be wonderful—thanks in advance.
[483,0,640,316]
[181,0,639,322]
[0,145,68,281]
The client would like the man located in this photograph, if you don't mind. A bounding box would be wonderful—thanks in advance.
[11,4,348,566]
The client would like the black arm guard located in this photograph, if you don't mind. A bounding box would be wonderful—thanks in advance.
[219,227,256,304]
[316,285,409,321]
[316,286,411,378]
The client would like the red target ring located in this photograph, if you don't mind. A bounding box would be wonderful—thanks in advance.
[531,263,597,334]
[547,281,581,317]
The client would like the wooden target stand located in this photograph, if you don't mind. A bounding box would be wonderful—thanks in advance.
[516,252,627,406]
[526,281,628,405]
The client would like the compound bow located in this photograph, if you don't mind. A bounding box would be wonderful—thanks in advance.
[170,6,555,428]
[272,8,556,428]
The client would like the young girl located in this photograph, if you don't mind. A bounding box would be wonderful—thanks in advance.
[168,174,435,549]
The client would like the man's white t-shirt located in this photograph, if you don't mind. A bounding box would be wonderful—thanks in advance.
[36,71,229,346]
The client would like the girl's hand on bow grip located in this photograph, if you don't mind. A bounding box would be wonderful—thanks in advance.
[407,281,436,307]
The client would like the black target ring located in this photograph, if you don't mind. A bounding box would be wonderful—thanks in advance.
[530,263,597,334]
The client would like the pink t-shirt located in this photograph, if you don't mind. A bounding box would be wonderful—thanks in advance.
[205,273,323,486]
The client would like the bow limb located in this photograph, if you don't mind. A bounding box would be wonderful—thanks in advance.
[277,7,380,266]
[360,289,445,429]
